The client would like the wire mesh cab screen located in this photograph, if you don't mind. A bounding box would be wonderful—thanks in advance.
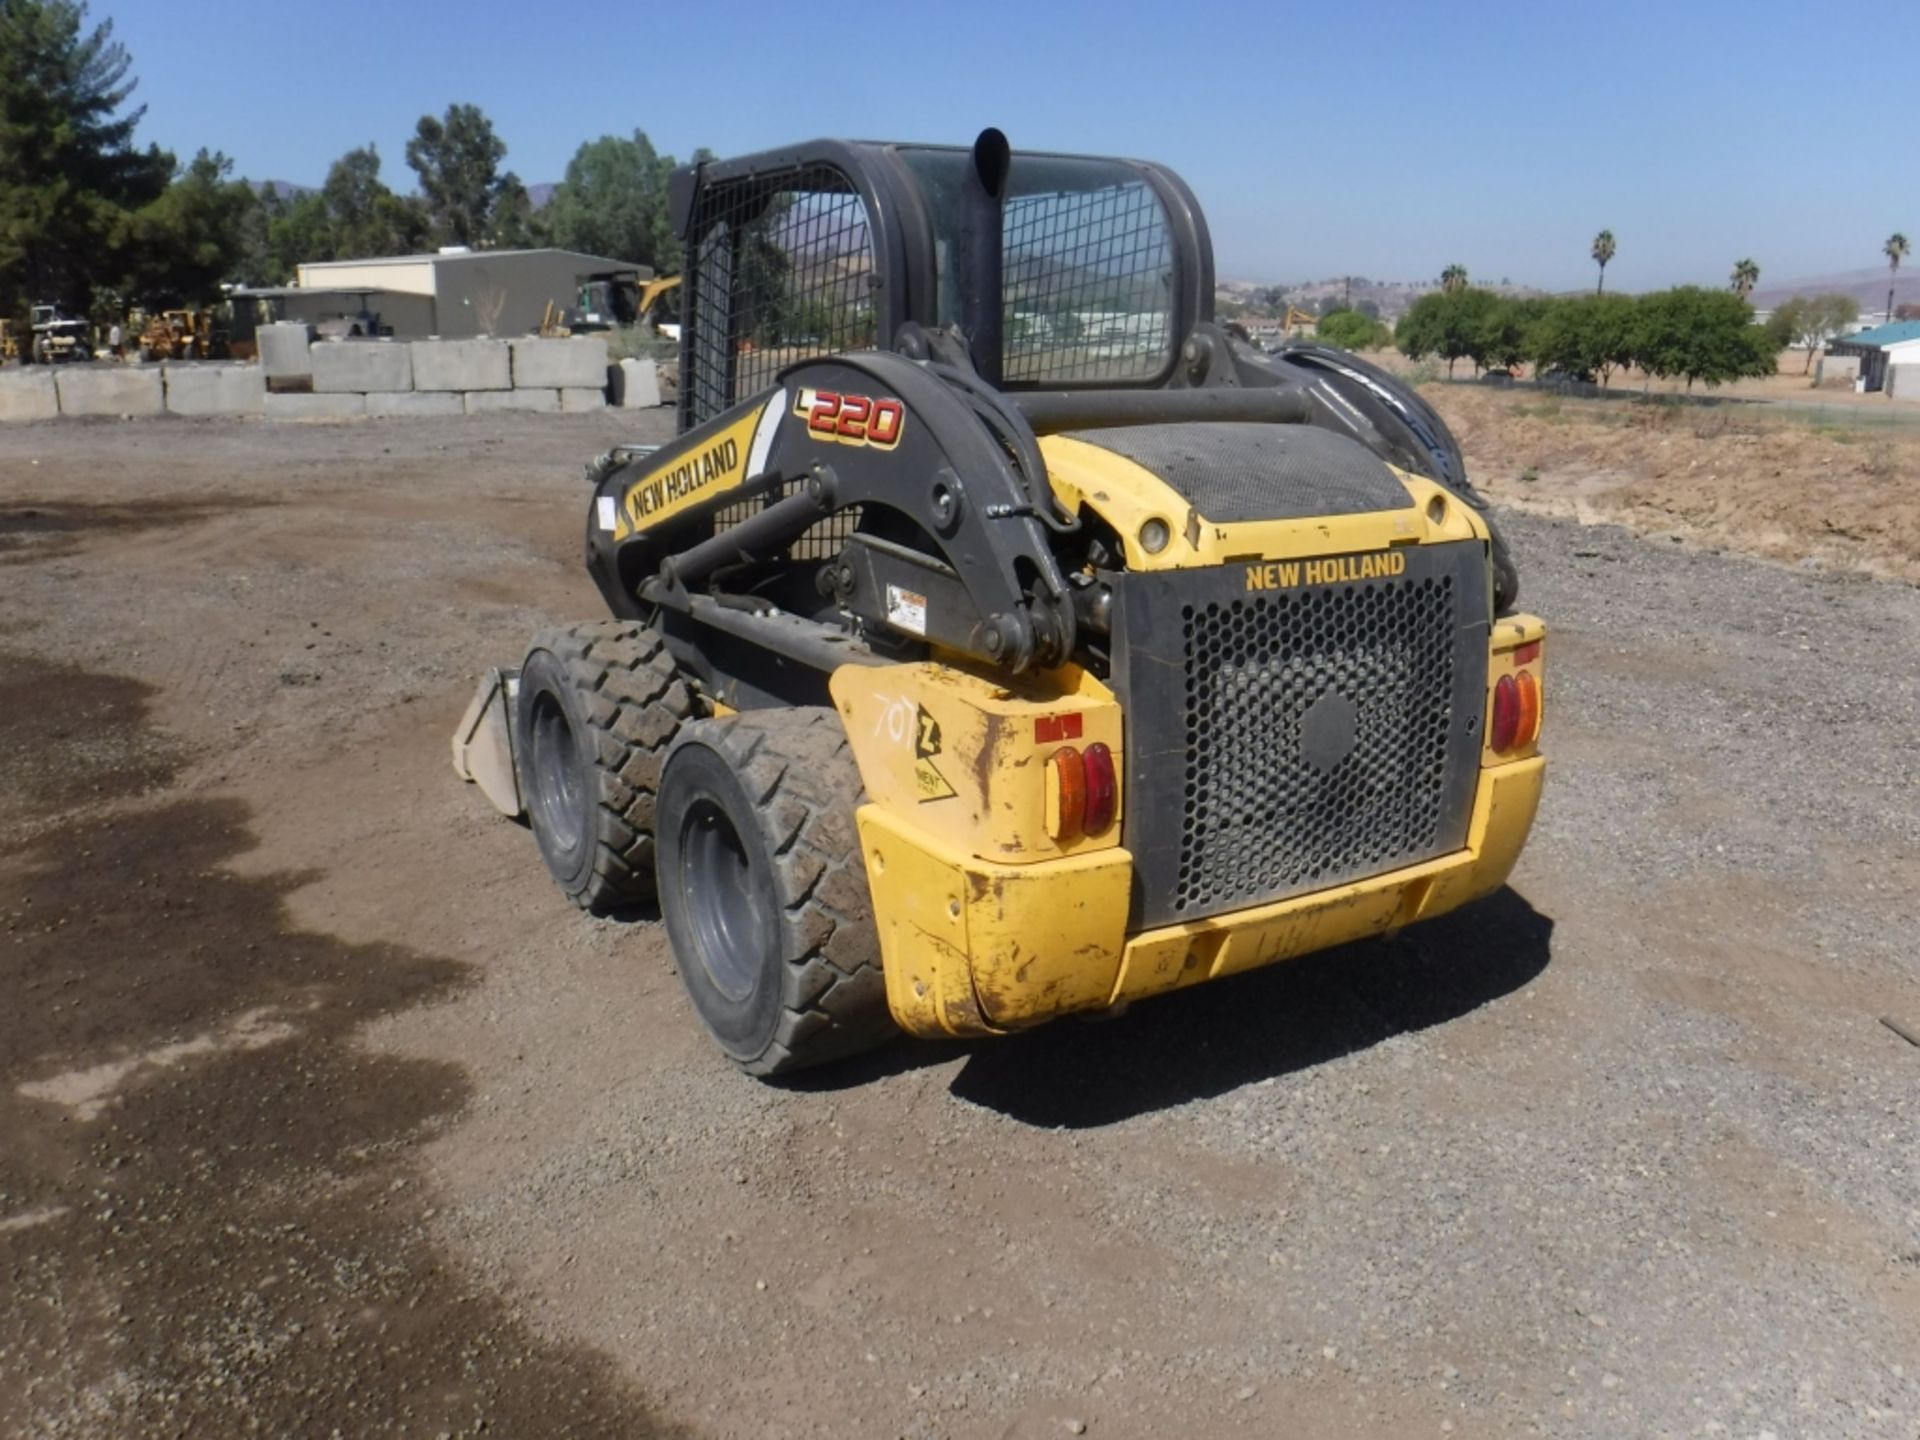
[683,166,877,428]
[680,148,1180,427]
[901,149,1176,386]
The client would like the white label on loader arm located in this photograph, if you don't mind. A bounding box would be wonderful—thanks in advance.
[747,390,784,478]
[596,495,617,531]
[886,585,928,636]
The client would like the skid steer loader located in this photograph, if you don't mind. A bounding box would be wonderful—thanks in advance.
[454,130,1546,1076]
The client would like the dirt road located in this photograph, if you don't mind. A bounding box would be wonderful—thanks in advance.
[3,415,1917,1439]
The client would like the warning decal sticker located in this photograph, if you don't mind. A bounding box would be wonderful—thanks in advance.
[886,584,928,636]
[912,704,956,802]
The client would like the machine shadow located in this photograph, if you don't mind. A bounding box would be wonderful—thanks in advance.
[800,887,1553,1127]
[953,886,1553,1127]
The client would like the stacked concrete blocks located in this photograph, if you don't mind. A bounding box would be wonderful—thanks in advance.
[163,363,265,417]
[366,391,464,417]
[0,332,660,423]
[610,358,663,409]
[510,336,609,390]
[411,338,511,392]
[465,389,560,415]
[310,340,413,395]
[264,393,368,420]
[258,323,316,393]
[54,366,165,418]
[0,369,60,423]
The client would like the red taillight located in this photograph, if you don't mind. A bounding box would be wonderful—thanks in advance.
[1513,669,1541,746]
[1490,669,1541,754]
[1490,674,1520,752]
[1046,746,1086,840]
[1045,742,1118,841]
[1082,742,1117,835]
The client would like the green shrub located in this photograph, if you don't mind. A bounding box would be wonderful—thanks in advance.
[1628,287,1776,390]
[1317,308,1390,351]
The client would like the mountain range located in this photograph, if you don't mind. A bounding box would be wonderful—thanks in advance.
[1749,265,1920,314]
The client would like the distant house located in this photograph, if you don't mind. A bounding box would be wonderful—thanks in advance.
[1823,320,1920,396]
[233,248,650,341]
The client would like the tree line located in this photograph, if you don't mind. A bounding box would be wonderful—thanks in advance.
[1388,282,1856,389]
[0,1,701,321]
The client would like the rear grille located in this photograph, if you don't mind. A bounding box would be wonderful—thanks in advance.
[1114,543,1487,927]
[1178,578,1454,913]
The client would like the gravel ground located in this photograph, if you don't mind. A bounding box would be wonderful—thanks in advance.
[1,415,1916,1439]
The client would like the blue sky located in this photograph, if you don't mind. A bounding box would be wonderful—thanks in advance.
[112,0,1914,292]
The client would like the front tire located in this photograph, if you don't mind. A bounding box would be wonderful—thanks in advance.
[515,621,692,912]
[656,710,892,1077]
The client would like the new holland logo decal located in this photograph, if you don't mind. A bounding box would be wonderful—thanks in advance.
[1244,550,1408,591]
[615,403,765,537]
[626,435,739,523]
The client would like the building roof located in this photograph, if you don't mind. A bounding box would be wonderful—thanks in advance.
[1827,320,1920,351]
[229,285,398,299]
[299,247,646,276]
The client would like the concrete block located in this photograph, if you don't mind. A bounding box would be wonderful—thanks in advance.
[560,386,607,413]
[310,340,412,394]
[366,390,464,417]
[411,338,511,392]
[258,323,315,390]
[466,388,560,414]
[609,357,662,409]
[54,365,164,418]
[265,392,367,420]
[510,336,609,390]
[163,363,265,417]
[0,368,59,422]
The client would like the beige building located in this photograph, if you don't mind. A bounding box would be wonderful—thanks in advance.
[268,248,649,340]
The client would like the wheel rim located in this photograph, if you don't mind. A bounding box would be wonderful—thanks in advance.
[678,797,773,1003]
[528,689,585,854]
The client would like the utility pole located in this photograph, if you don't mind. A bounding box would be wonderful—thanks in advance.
[1343,275,1352,309]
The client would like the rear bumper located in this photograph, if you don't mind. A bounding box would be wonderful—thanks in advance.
[858,754,1545,1039]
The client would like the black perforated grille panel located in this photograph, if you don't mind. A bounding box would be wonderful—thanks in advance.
[1113,543,1488,928]
[1064,423,1413,523]
[1177,578,1454,913]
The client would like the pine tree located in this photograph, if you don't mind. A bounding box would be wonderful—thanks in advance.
[0,0,173,312]
[406,103,510,248]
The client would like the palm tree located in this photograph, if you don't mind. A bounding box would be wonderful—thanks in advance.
[1730,258,1759,298]
[1440,263,1468,294]
[1592,230,1616,294]
[1886,233,1910,323]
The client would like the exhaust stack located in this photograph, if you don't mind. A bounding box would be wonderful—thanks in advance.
[959,127,1011,386]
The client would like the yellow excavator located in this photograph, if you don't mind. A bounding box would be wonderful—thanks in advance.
[541,272,682,338]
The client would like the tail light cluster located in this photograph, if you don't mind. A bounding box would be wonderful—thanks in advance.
[1045,743,1117,842]
[1489,640,1543,755]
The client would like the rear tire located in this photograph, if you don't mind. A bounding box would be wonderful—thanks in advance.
[515,621,692,912]
[656,710,893,1077]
